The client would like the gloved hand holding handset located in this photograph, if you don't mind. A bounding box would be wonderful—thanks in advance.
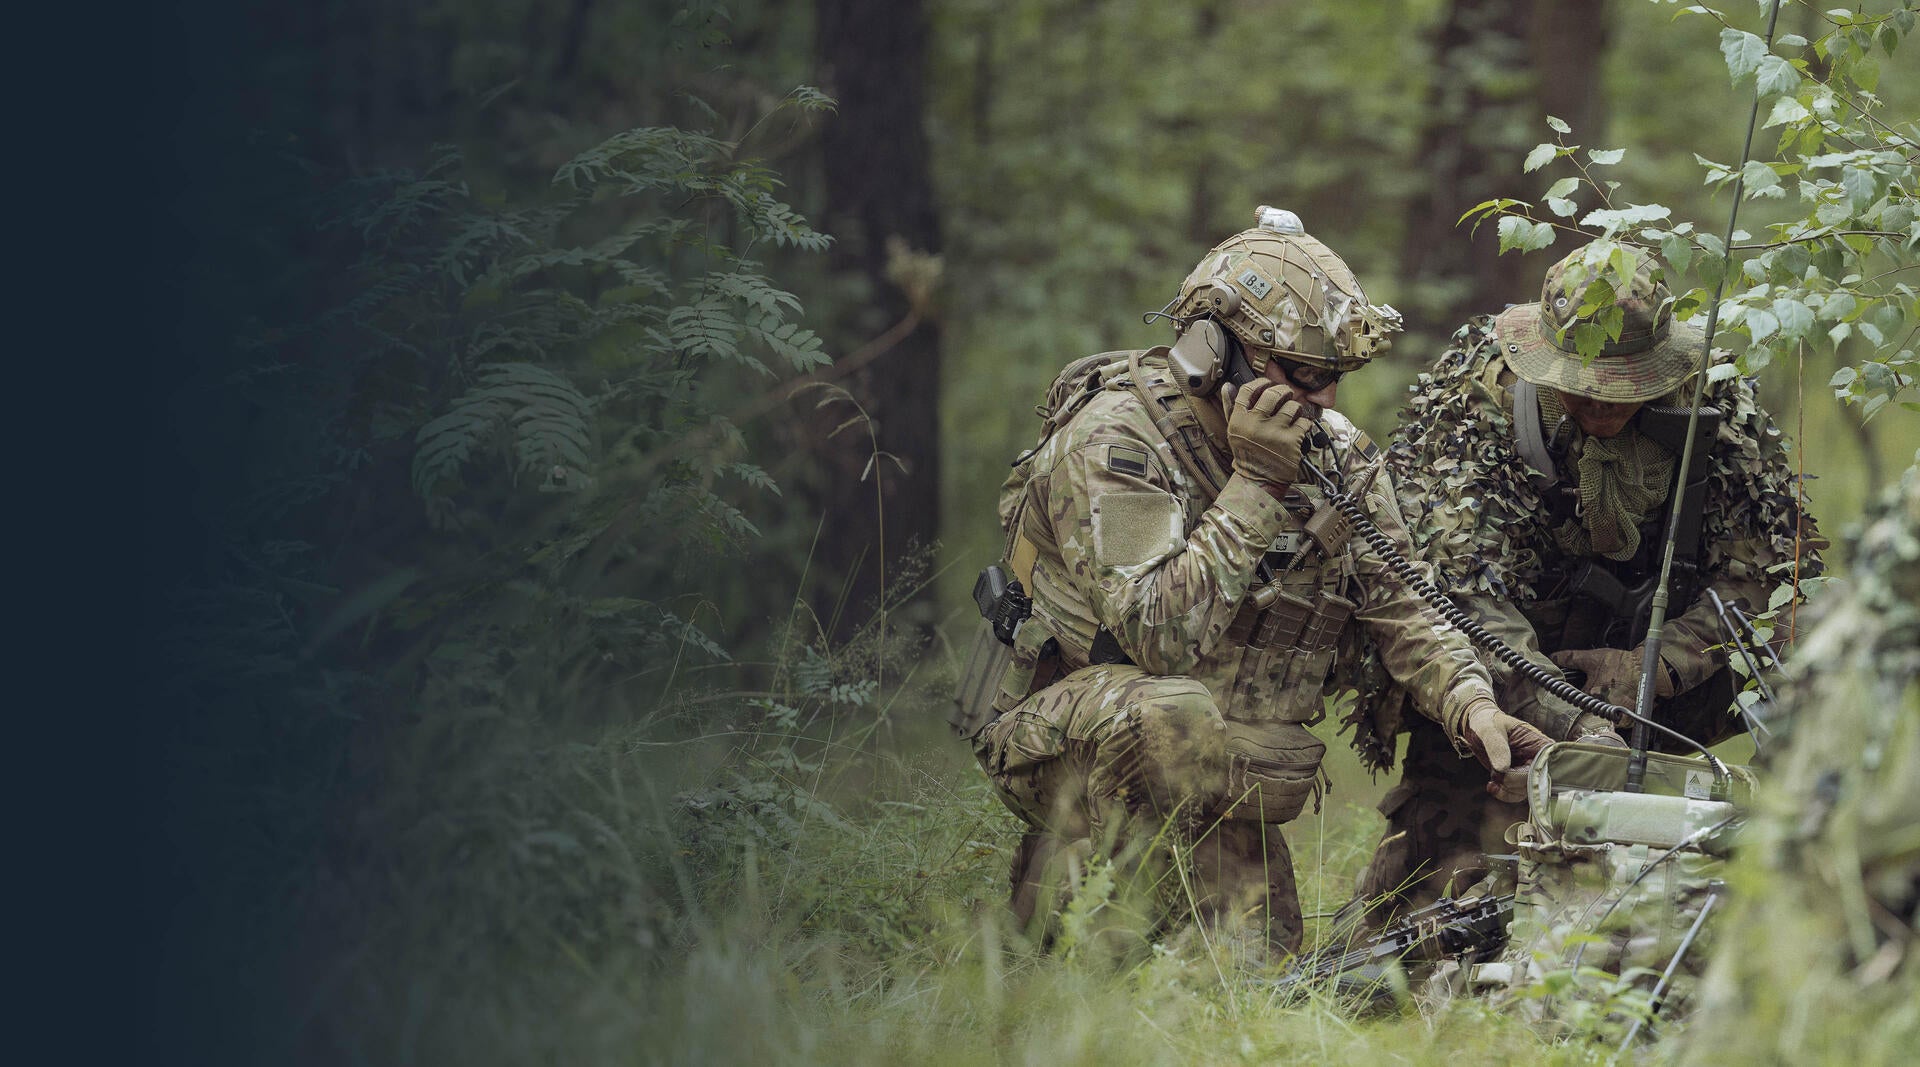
[1224,378,1310,490]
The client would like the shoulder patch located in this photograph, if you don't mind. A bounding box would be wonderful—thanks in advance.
[1107,444,1150,477]
[1092,491,1184,567]
[1351,432,1380,463]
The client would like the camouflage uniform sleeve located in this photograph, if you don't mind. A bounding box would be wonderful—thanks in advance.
[1042,418,1289,675]
[1660,570,1769,696]
[1347,454,1500,744]
[1455,589,1591,739]
[1661,370,1822,694]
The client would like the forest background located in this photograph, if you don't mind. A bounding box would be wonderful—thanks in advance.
[139,0,1918,1063]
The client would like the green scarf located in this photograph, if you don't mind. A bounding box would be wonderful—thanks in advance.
[1553,420,1674,561]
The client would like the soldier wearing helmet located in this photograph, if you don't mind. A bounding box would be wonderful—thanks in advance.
[1338,242,1823,934]
[962,209,1549,959]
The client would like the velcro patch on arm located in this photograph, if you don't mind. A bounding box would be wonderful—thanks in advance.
[1092,491,1184,567]
[1107,445,1151,477]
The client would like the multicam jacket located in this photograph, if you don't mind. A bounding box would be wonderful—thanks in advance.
[1368,315,1821,747]
[1000,347,1497,739]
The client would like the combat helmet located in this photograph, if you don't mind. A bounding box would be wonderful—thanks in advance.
[1166,206,1403,381]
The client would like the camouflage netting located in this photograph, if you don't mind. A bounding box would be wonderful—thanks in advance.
[1338,317,1820,772]
[1390,317,1813,605]
[1676,458,1920,1065]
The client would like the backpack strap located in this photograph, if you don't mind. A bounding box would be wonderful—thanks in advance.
[1001,352,1136,584]
[1126,347,1233,499]
[1511,377,1561,493]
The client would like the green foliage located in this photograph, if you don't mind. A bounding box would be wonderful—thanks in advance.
[1470,2,1919,412]
[412,361,596,507]
[342,101,834,590]
[158,64,866,1059]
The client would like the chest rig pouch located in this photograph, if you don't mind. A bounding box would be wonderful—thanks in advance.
[1222,479,1359,702]
[1215,483,1361,824]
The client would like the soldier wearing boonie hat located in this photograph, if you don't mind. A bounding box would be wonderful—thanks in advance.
[1332,243,1822,936]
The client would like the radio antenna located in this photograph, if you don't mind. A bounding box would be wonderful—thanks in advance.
[1623,0,1787,793]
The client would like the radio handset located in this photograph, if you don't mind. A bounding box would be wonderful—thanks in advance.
[1223,338,1259,388]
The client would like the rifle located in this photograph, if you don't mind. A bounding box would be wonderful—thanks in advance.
[1274,893,1515,1000]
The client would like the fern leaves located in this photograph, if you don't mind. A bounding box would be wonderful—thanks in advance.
[371,93,836,549]
[413,363,595,501]
[662,297,750,369]
[653,268,828,374]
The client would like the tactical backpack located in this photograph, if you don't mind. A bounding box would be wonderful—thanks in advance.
[1459,740,1754,1026]
[950,346,1245,739]
[950,351,1140,740]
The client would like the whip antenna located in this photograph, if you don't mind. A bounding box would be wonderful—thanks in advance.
[1623,0,1786,793]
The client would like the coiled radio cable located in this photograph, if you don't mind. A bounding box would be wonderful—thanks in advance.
[1297,429,1731,784]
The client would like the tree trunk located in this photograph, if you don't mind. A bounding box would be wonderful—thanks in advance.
[809,0,944,639]
[1400,0,1611,342]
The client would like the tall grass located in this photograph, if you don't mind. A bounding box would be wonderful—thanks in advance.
[282,622,1645,1067]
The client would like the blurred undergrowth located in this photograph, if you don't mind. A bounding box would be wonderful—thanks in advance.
[153,78,1010,1061]
[152,3,1919,1063]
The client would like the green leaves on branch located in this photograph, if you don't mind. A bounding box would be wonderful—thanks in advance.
[382,99,839,534]
[1499,215,1557,254]
[1717,27,1803,97]
[1720,28,1768,82]
[1831,352,1920,420]
[1476,5,1920,418]
[1582,204,1671,235]
[1478,128,1644,258]
[413,363,596,503]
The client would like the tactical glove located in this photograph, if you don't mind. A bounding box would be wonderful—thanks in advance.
[1571,711,1627,748]
[1551,646,1675,710]
[1224,379,1310,488]
[1460,695,1553,803]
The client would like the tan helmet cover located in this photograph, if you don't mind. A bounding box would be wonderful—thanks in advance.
[1169,208,1402,372]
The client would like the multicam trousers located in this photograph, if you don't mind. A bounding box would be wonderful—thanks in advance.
[973,662,1305,953]
[1352,715,1523,919]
